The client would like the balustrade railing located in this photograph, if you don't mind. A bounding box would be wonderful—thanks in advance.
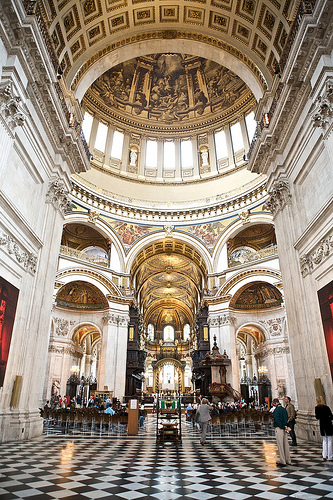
[228,244,278,268]
[60,245,108,267]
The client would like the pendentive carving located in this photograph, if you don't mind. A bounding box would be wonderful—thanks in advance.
[263,180,291,217]
[164,225,174,237]
[0,230,37,274]
[259,317,284,337]
[312,79,333,129]
[0,82,26,132]
[300,234,333,277]
[46,179,71,216]
[88,210,99,223]
[239,210,250,224]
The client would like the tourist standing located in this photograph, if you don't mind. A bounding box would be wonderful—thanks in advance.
[196,398,211,446]
[285,396,297,446]
[315,396,333,461]
[272,398,291,467]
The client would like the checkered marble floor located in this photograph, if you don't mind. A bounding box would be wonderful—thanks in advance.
[0,416,332,499]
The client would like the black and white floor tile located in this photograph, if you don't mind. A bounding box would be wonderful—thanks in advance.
[0,416,332,499]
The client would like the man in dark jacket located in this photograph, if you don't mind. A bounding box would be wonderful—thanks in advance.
[272,398,291,467]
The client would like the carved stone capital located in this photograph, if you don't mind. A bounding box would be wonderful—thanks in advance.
[46,179,71,216]
[300,235,333,277]
[0,229,37,274]
[264,180,291,217]
[209,313,236,326]
[102,313,129,326]
[0,82,26,131]
[312,79,333,129]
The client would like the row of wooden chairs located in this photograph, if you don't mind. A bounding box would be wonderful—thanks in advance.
[208,411,274,436]
[42,409,129,436]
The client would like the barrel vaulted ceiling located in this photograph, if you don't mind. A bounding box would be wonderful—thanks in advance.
[44,0,299,96]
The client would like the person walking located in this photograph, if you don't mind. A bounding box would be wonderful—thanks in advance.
[315,396,333,461]
[196,398,211,446]
[272,398,291,467]
[285,396,297,446]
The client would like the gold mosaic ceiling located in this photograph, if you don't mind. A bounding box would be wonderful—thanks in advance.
[132,240,206,324]
[46,0,297,96]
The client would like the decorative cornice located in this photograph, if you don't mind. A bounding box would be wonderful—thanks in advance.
[209,314,236,326]
[300,234,333,278]
[263,180,291,217]
[102,313,129,326]
[312,78,333,130]
[0,229,37,274]
[256,345,290,358]
[0,81,26,133]
[71,178,268,222]
[46,179,72,216]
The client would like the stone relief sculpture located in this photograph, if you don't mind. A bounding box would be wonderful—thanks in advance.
[130,149,138,167]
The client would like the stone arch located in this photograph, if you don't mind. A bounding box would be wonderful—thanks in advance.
[72,37,269,103]
[217,268,282,298]
[63,213,126,272]
[55,268,122,299]
[212,213,275,273]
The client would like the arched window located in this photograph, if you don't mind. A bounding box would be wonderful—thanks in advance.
[163,325,174,341]
[183,324,190,341]
[147,324,154,341]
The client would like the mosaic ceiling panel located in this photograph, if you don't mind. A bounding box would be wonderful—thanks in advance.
[56,281,108,309]
[231,281,282,309]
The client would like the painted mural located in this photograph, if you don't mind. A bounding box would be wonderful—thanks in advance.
[104,220,159,250]
[318,281,333,380]
[233,282,282,310]
[89,53,252,124]
[56,281,108,310]
[0,276,19,388]
[182,221,225,250]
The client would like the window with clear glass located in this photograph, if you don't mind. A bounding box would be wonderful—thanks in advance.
[147,324,154,341]
[82,112,93,143]
[95,122,108,153]
[183,324,190,341]
[181,140,193,168]
[230,122,244,153]
[146,140,158,168]
[111,130,124,159]
[163,325,174,341]
[164,141,175,169]
[215,130,228,159]
[245,112,257,143]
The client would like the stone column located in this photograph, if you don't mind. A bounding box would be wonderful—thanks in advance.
[209,311,239,391]
[101,311,129,399]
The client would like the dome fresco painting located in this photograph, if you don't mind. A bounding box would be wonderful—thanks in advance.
[84,53,255,130]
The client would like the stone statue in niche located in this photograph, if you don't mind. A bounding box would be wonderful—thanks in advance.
[201,149,209,167]
[130,149,138,167]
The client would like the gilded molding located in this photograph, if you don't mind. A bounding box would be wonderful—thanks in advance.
[300,234,333,278]
[46,179,72,216]
[263,180,291,217]
[0,229,37,274]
